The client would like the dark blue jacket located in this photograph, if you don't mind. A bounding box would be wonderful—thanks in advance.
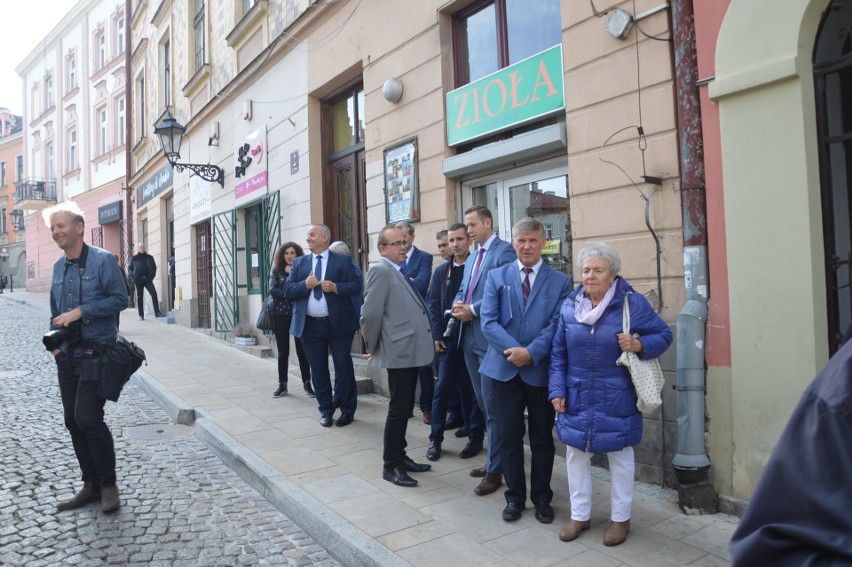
[400,246,433,298]
[284,251,361,337]
[549,276,672,453]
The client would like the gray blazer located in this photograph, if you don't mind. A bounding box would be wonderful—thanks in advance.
[360,258,434,369]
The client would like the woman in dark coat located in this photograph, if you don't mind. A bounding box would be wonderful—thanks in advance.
[268,242,313,398]
[549,241,672,547]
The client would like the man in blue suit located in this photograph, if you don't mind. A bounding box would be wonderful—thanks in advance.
[396,221,435,424]
[285,225,362,428]
[480,217,572,523]
[452,205,516,496]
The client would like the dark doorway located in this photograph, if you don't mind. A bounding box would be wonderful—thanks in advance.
[195,220,213,329]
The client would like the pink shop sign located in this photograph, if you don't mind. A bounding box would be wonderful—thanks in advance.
[234,127,268,199]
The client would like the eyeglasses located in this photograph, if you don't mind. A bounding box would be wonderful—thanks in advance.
[381,240,405,247]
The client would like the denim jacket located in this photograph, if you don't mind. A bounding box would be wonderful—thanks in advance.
[50,244,129,347]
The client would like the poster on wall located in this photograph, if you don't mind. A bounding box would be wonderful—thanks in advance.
[384,137,419,224]
[234,126,268,203]
[189,175,212,224]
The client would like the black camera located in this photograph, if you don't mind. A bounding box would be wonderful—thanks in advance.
[43,323,82,351]
[443,309,460,340]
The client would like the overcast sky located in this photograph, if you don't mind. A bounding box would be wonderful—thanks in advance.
[0,1,79,115]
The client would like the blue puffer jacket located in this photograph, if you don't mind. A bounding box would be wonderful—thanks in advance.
[549,276,672,453]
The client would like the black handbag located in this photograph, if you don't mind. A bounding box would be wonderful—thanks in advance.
[256,295,275,331]
[97,335,147,402]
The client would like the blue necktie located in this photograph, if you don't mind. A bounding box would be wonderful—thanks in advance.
[400,258,408,271]
[313,255,323,300]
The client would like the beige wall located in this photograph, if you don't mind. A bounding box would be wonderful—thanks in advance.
[711,0,831,500]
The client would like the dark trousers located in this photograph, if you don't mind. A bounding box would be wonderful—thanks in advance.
[411,364,435,414]
[134,279,160,316]
[272,314,311,386]
[384,366,418,469]
[56,351,117,487]
[492,375,555,507]
[430,344,474,443]
[300,317,357,417]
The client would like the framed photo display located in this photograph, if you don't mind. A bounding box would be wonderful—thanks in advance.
[383,137,419,224]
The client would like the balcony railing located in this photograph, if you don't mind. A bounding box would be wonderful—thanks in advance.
[15,178,57,210]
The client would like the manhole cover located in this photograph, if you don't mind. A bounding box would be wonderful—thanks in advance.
[0,370,32,378]
[124,423,194,441]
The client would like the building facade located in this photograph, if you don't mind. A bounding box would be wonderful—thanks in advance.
[16,0,130,292]
[0,109,25,283]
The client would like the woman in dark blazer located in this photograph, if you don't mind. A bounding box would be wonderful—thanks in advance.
[268,242,313,398]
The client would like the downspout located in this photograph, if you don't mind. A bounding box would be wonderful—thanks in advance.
[671,0,717,513]
[124,0,134,260]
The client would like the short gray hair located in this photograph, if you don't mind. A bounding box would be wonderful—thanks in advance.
[329,240,351,255]
[512,217,545,238]
[576,241,621,275]
[311,224,332,241]
[395,221,414,235]
[43,201,86,229]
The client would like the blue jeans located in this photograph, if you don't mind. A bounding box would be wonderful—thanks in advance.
[430,344,475,443]
[56,350,117,487]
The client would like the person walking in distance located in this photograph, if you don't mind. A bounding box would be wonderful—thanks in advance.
[361,225,434,487]
[284,224,362,427]
[128,243,163,320]
[43,201,128,513]
[452,205,516,496]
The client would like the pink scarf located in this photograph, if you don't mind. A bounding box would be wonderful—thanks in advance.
[574,281,617,325]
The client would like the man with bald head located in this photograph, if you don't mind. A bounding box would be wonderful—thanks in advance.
[285,224,362,427]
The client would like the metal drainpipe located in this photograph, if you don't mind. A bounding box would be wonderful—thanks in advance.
[671,0,718,513]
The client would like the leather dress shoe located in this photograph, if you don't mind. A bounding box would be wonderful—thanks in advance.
[335,413,354,427]
[383,467,418,487]
[534,502,555,524]
[401,457,431,473]
[469,465,487,478]
[320,416,333,427]
[459,440,483,458]
[559,519,591,542]
[422,412,432,425]
[603,520,630,546]
[474,473,502,496]
[454,426,470,438]
[56,482,100,512]
[502,502,524,522]
[444,416,464,430]
[100,485,120,513]
[426,441,441,461]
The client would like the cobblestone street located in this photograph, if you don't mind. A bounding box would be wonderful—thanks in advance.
[0,299,338,567]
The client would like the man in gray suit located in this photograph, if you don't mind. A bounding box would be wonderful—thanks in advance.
[361,225,434,487]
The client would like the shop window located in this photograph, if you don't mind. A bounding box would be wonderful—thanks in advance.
[453,0,561,87]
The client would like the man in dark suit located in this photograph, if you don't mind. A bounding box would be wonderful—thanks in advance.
[426,223,474,461]
[396,221,435,424]
[285,224,362,428]
[128,243,163,320]
[361,225,434,487]
[480,217,572,523]
[452,205,517,496]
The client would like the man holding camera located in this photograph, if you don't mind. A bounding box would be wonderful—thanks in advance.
[426,223,474,461]
[44,202,128,514]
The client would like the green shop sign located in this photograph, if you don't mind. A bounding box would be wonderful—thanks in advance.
[446,45,565,147]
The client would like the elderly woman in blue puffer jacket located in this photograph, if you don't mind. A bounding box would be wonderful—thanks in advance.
[549,241,672,547]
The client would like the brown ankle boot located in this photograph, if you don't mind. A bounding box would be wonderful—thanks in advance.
[559,519,591,542]
[474,473,503,495]
[100,485,121,513]
[56,482,100,511]
[603,519,630,546]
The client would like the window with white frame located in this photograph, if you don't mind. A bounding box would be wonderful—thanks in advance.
[115,14,125,54]
[68,129,77,171]
[97,31,106,69]
[193,0,206,73]
[160,35,171,108]
[67,55,76,91]
[46,74,54,108]
[135,73,145,139]
[15,155,23,182]
[98,107,108,154]
[47,143,55,180]
[0,161,6,186]
[117,96,126,146]
[0,208,6,234]
[242,0,257,16]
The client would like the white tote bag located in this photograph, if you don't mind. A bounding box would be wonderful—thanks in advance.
[616,294,664,413]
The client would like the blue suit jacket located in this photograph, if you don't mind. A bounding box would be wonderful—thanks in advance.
[479,262,572,387]
[284,250,362,337]
[454,236,517,349]
[400,246,433,297]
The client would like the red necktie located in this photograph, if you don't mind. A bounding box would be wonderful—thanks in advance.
[522,267,532,305]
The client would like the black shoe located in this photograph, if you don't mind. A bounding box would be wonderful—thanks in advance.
[155,312,164,318]
[335,413,354,427]
[502,502,524,522]
[139,315,144,321]
[534,502,555,524]
[303,381,316,398]
[459,440,483,458]
[273,385,288,398]
[445,416,464,430]
[454,426,471,438]
[401,457,431,473]
[320,416,333,427]
[383,467,417,487]
[426,441,441,461]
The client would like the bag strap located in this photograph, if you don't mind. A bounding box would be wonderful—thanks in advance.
[622,292,631,335]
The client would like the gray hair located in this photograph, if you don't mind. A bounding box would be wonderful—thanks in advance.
[43,201,86,229]
[512,217,545,238]
[395,221,414,235]
[329,240,351,255]
[312,224,332,241]
[576,241,621,275]
[435,229,448,240]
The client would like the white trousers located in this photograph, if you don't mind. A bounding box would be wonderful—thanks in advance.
[565,445,634,522]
